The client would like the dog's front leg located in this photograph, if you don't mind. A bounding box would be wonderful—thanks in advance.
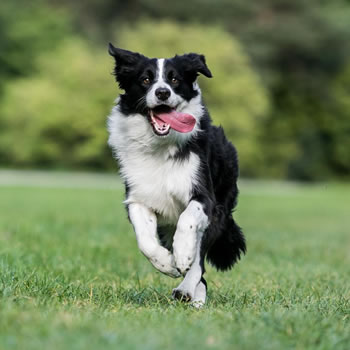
[128,203,180,278]
[172,236,206,307]
[173,200,209,275]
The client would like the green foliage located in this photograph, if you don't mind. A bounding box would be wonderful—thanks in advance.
[242,0,350,180]
[0,177,349,349]
[258,59,350,180]
[0,0,70,87]
[1,0,350,179]
[327,64,350,176]
[0,22,269,174]
[57,0,350,180]
[0,38,116,169]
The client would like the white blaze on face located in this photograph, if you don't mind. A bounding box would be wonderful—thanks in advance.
[157,58,165,85]
[146,59,178,108]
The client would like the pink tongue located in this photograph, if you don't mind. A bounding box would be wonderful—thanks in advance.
[155,111,196,133]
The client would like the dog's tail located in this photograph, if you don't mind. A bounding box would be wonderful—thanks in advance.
[206,216,246,271]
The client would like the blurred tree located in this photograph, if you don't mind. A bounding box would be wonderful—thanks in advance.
[238,0,350,179]
[0,0,72,164]
[0,22,269,174]
[0,38,116,169]
[325,64,350,177]
[51,0,350,179]
[1,0,350,179]
[0,0,70,92]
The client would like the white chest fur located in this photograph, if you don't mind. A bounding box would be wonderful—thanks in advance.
[124,151,199,223]
[108,107,200,224]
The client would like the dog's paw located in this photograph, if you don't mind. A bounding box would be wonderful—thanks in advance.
[160,265,181,278]
[172,287,193,302]
[191,280,206,308]
[150,248,181,278]
[191,300,205,309]
[172,288,204,308]
[172,278,207,306]
[173,252,194,276]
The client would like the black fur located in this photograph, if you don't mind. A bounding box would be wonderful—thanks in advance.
[183,112,246,271]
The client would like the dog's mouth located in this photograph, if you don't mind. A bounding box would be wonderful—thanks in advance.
[148,105,196,136]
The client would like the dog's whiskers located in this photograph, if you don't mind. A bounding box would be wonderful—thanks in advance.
[135,96,147,111]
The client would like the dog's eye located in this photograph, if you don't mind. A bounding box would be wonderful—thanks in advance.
[143,78,151,85]
[171,78,178,84]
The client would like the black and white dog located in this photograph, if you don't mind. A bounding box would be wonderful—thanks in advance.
[107,44,246,307]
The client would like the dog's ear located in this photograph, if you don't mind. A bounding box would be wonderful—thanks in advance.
[181,53,212,79]
[108,43,144,88]
[108,44,142,65]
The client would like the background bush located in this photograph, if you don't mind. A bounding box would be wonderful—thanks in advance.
[0,22,269,175]
[0,0,350,180]
[0,38,115,169]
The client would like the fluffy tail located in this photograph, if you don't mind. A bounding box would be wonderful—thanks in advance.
[206,217,246,271]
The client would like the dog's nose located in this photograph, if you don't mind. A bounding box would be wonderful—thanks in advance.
[155,88,171,101]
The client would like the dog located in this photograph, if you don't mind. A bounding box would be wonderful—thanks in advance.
[107,44,246,307]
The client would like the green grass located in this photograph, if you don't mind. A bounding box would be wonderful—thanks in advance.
[0,172,349,350]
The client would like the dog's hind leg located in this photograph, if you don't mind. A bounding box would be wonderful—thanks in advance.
[192,277,207,308]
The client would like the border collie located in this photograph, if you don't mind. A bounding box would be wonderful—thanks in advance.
[107,44,246,307]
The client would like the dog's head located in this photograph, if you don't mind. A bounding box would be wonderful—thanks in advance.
[108,44,212,139]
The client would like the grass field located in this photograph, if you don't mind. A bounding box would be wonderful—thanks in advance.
[0,171,349,350]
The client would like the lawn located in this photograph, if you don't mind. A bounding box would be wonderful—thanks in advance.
[0,171,349,350]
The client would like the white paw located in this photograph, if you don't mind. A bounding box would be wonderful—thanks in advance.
[173,252,194,275]
[172,287,194,302]
[172,281,206,307]
[191,300,204,308]
[172,277,198,302]
[191,281,206,308]
[150,248,181,278]
[172,282,206,309]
